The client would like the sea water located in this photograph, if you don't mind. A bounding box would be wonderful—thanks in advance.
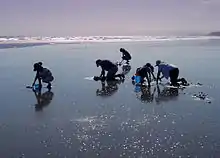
[0,39,220,157]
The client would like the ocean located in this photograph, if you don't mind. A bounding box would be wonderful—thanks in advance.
[0,38,220,157]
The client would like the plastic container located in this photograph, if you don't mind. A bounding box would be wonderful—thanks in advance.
[135,76,141,84]
[134,85,141,92]
[33,84,39,91]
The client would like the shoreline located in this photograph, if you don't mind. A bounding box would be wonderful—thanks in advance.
[0,36,220,49]
[1,36,220,44]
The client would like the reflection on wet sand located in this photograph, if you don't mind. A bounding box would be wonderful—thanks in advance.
[96,64,129,98]
[140,86,156,103]
[155,85,179,104]
[96,80,123,97]
[34,89,54,111]
[135,85,179,104]
[121,65,131,75]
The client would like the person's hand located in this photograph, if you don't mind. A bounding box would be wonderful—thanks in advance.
[131,76,135,81]
[101,77,106,82]
[39,84,42,90]
[93,76,99,81]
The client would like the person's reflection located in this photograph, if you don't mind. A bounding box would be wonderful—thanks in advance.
[96,80,123,97]
[122,65,131,75]
[155,85,179,104]
[33,89,54,111]
[140,86,156,103]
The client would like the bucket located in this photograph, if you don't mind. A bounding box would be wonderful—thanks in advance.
[135,76,141,84]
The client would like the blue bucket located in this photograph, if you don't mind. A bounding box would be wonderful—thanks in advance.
[134,85,141,92]
[135,76,141,84]
[33,84,40,91]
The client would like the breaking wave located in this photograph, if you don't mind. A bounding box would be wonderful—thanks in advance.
[0,35,220,44]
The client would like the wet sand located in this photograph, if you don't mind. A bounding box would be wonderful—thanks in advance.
[0,40,220,157]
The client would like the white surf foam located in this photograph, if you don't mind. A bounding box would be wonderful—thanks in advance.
[1,36,220,44]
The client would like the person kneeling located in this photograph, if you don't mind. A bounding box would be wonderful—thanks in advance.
[95,59,125,82]
[32,62,54,90]
[155,60,188,87]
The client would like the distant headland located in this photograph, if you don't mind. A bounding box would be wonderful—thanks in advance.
[207,31,220,36]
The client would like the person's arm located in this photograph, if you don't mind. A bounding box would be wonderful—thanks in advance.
[148,72,152,81]
[151,71,156,80]
[100,67,105,77]
[32,73,38,87]
[121,53,125,62]
[146,74,151,87]
[156,71,161,84]
[38,77,42,88]
[119,59,124,65]
[122,52,125,57]
[160,75,164,80]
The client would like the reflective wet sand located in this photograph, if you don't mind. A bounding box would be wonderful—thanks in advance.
[0,40,220,157]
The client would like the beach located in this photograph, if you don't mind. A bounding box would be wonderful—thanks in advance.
[0,39,220,157]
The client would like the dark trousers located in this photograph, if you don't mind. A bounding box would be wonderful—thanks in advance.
[107,66,118,80]
[122,56,131,64]
[169,68,179,86]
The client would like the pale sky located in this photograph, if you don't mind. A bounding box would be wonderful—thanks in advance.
[0,0,220,36]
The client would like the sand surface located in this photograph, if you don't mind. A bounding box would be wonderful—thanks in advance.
[0,40,220,157]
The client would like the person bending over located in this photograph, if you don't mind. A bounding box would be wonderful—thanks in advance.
[155,60,187,86]
[133,63,156,87]
[119,48,131,65]
[96,59,124,81]
[144,63,155,82]
[32,62,54,90]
